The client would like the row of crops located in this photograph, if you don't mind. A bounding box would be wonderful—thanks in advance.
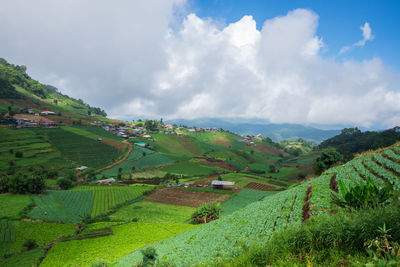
[101,146,173,176]
[73,186,153,217]
[0,220,15,242]
[29,186,153,223]
[116,146,400,266]
[45,128,121,168]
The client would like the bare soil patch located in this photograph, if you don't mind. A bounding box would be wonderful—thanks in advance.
[102,138,127,151]
[302,185,313,222]
[145,187,231,207]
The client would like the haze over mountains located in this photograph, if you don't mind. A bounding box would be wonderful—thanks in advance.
[168,118,341,143]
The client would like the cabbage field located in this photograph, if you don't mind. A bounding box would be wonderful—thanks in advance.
[115,145,400,266]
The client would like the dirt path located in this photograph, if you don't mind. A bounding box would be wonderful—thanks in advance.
[94,140,132,174]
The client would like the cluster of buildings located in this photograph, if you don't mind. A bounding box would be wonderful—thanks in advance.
[1,110,58,129]
[236,133,263,146]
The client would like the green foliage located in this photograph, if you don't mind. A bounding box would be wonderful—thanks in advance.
[1,171,45,194]
[56,177,74,189]
[314,148,342,174]
[29,190,93,223]
[140,247,157,267]
[0,248,46,267]
[109,201,195,223]
[40,222,196,267]
[333,177,393,209]
[365,224,400,266]
[0,220,15,242]
[73,185,153,217]
[102,147,173,176]
[191,203,221,224]
[22,239,38,250]
[221,190,274,216]
[161,161,223,176]
[0,194,32,219]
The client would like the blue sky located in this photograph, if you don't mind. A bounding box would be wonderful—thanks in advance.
[191,0,400,71]
[1,0,399,128]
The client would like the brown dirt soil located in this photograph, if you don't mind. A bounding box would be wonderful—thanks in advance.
[188,174,221,186]
[251,143,289,157]
[211,136,231,147]
[329,174,338,193]
[145,187,231,207]
[196,157,237,171]
[245,182,275,191]
[180,137,203,155]
[302,185,313,222]
[102,138,127,151]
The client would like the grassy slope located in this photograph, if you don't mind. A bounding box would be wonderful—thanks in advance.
[0,194,32,219]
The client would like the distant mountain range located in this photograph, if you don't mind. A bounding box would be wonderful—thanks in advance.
[167,118,341,143]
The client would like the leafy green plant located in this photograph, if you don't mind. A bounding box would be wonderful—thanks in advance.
[191,203,221,224]
[333,177,393,209]
[23,239,38,250]
[365,224,400,266]
[140,247,157,267]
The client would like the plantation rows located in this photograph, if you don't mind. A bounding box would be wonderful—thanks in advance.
[0,220,15,242]
[29,186,152,222]
[73,186,153,217]
[45,128,121,168]
[116,145,400,266]
[102,146,173,176]
[116,178,315,266]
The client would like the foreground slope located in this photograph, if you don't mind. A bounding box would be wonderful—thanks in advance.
[115,143,400,266]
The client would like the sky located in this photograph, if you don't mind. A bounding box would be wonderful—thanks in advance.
[0,0,400,128]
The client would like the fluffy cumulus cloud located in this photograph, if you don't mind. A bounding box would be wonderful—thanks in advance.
[0,2,399,128]
[339,22,374,55]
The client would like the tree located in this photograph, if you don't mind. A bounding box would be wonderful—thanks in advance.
[314,149,343,175]
[57,178,74,190]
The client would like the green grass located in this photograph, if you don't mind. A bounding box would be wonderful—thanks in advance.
[221,190,275,216]
[109,201,195,223]
[0,247,46,267]
[44,128,121,168]
[72,185,153,217]
[40,222,197,267]
[101,146,173,176]
[66,126,123,142]
[0,194,32,219]
[28,190,93,223]
[160,161,225,176]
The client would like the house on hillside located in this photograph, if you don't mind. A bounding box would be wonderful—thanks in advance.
[164,124,173,129]
[39,118,57,127]
[211,180,234,190]
[188,129,196,133]
[75,166,88,172]
[40,110,56,115]
[96,178,115,185]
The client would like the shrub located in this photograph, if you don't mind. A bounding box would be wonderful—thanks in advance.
[15,151,23,158]
[191,203,221,224]
[333,177,393,209]
[23,239,38,250]
[140,247,157,267]
[57,178,74,190]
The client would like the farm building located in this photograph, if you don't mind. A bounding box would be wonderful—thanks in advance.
[96,178,115,185]
[135,142,147,147]
[211,180,234,190]
[75,166,88,172]
[40,110,56,115]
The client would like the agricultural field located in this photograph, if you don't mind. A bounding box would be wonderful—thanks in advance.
[29,190,93,223]
[0,248,46,267]
[73,185,153,217]
[0,127,69,170]
[221,190,275,216]
[109,201,195,223]
[219,173,281,189]
[101,146,173,176]
[0,220,15,242]
[114,145,400,266]
[145,188,231,207]
[40,222,197,267]
[146,134,205,158]
[160,161,225,176]
[43,128,121,168]
[0,194,32,219]
[74,126,123,142]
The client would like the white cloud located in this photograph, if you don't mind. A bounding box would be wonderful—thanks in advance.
[0,4,399,128]
[339,22,374,55]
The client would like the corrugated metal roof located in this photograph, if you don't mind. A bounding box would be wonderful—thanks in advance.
[211,180,234,186]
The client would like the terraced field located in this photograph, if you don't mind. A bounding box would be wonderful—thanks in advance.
[115,145,400,266]
[45,128,121,168]
[101,146,173,176]
[0,220,15,242]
